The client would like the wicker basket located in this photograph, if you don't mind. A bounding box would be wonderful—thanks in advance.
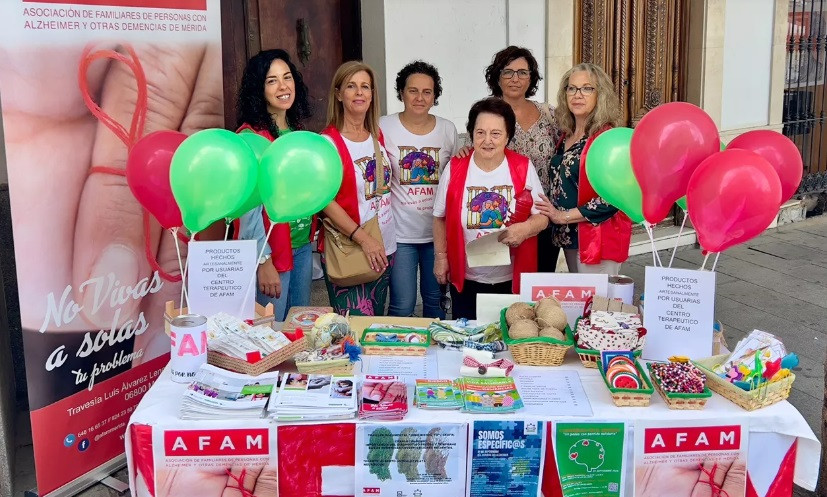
[208,331,307,376]
[647,363,712,410]
[164,301,275,336]
[295,357,355,375]
[577,347,643,368]
[597,359,654,407]
[500,308,573,366]
[359,328,430,356]
[694,354,794,411]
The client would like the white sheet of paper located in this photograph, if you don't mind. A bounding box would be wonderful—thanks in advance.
[520,273,609,327]
[187,240,257,320]
[466,230,511,268]
[361,350,439,382]
[513,369,593,417]
[642,266,716,360]
[475,293,524,324]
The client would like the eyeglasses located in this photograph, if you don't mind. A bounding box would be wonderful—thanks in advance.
[501,69,531,80]
[566,85,596,96]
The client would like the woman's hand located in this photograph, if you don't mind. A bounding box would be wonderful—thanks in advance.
[354,229,388,272]
[498,223,531,248]
[535,193,568,224]
[454,145,472,158]
[434,254,449,285]
[257,259,281,298]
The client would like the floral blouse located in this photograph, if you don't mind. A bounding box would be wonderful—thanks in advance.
[511,101,560,195]
[548,135,619,249]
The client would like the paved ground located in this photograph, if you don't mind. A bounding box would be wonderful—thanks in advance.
[13,216,827,496]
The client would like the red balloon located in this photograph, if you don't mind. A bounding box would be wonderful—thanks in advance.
[687,149,782,253]
[631,102,720,224]
[726,130,803,203]
[126,130,187,229]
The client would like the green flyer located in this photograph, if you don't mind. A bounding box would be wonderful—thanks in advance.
[554,422,626,497]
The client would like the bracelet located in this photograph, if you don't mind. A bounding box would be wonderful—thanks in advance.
[564,210,571,224]
[349,225,361,241]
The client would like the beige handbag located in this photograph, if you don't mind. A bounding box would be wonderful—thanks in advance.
[322,134,387,287]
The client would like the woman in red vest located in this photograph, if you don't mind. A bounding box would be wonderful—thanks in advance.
[433,98,549,319]
[235,49,315,321]
[535,63,632,274]
[320,61,397,316]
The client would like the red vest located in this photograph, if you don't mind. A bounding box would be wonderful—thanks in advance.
[445,149,538,294]
[318,125,386,252]
[235,123,318,272]
[575,127,632,264]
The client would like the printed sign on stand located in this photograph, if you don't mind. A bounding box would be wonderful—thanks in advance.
[520,273,609,327]
[642,266,716,360]
[187,240,257,320]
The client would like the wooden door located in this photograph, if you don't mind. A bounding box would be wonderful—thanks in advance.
[221,0,362,132]
[575,0,688,127]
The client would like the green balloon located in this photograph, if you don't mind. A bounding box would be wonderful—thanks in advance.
[259,131,343,223]
[585,127,645,224]
[225,132,272,220]
[170,129,258,232]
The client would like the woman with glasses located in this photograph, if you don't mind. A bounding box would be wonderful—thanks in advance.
[535,63,632,274]
[463,46,560,272]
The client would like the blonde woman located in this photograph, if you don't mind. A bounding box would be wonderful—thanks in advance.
[535,63,632,274]
[320,61,397,315]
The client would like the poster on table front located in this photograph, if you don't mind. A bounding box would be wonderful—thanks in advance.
[151,426,278,497]
[553,422,626,497]
[355,423,468,497]
[634,420,748,497]
[467,420,545,497]
[0,0,222,494]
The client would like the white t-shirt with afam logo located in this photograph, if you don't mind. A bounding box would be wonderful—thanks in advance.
[433,153,543,284]
[329,134,397,257]
[380,113,458,243]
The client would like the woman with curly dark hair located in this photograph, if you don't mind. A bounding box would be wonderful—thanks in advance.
[236,49,316,321]
[380,61,458,319]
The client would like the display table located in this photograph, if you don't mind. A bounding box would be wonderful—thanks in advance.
[126,348,820,497]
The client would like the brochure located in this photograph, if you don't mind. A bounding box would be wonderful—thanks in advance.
[458,377,524,413]
[414,379,463,410]
[359,375,409,421]
[179,363,279,420]
[268,373,357,421]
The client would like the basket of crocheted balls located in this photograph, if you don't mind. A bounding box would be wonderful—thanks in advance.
[500,298,573,367]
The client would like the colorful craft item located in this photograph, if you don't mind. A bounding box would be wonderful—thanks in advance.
[601,350,645,391]
[649,361,707,394]
[460,348,515,377]
[576,310,646,352]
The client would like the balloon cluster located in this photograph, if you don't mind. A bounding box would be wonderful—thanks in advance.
[125,129,343,234]
[586,102,803,254]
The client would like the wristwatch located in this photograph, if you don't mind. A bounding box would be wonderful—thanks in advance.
[258,253,271,265]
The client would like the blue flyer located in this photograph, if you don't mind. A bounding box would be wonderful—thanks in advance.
[467,420,545,497]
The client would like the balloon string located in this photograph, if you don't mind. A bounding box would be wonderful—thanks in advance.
[668,211,689,268]
[239,223,275,318]
[701,252,711,270]
[645,224,662,267]
[172,228,186,310]
[711,252,721,272]
[225,222,231,241]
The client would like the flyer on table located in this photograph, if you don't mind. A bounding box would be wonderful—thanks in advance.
[634,420,748,497]
[0,0,223,493]
[152,425,278,497]
[554,422,626,497]
[467,420,545,497]
[355,423,468,497]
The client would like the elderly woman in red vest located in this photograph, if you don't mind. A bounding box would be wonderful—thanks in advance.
[535,63,631,274]
[320,61,397,316]
[433,98,548,320]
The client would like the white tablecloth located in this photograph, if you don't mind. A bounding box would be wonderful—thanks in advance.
[127,348,821,494]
